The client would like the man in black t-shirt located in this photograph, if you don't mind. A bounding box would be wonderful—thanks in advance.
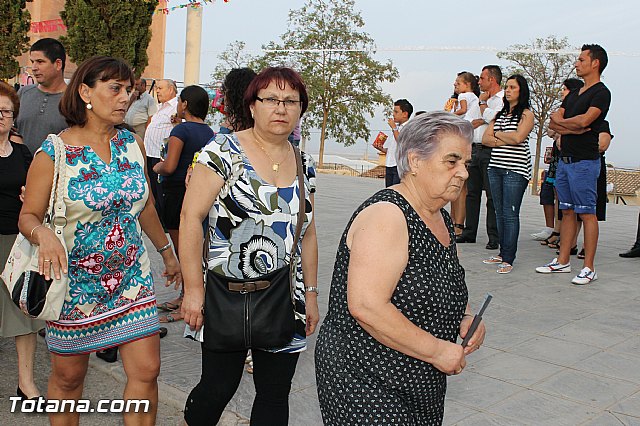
[536,44,610,286]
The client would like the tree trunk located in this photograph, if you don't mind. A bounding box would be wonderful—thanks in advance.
[531,127,544,196]
[318,107,329,167]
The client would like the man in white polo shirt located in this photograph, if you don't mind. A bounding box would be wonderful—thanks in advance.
[144,79,178,220]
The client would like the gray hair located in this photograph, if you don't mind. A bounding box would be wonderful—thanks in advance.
[162,79,178,94]
[396,111,473,178]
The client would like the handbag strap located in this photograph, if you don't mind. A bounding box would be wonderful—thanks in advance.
[46,134,67,245]
[290,146,305,260]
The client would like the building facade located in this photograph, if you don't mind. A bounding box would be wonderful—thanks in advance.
[17,0,166,83]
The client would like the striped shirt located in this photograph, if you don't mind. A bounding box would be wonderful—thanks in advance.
[143,96,177,158]
[489,112,532,179]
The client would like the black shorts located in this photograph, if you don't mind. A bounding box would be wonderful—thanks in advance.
[161,181,186,230]
[539,182,555,206]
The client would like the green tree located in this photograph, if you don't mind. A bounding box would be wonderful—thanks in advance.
[60,0,156,76]
[498,36,576,193]
[211,40,255,82]
[0,0,32,79]
[255,0,398,166]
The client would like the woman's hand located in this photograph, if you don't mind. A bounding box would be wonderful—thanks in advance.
[305,293,319,336]
[181,285,204,331]
[161,251,182,290]
[459,315,486,355]
[184,166,193,188]
[34,226,68,281]
[152,161,163,175]
[431,339,466,375]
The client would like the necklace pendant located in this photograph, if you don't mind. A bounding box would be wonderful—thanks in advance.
[273,163,279,172]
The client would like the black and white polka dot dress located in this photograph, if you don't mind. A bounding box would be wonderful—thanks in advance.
[315,189,468,425]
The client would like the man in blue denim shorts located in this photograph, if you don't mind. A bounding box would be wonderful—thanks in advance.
[536,44,611,285]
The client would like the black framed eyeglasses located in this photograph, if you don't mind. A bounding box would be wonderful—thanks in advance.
[0,109,14,118]
[256,96,302,109]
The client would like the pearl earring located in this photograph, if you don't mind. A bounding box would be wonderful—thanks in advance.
[86,103,93,110]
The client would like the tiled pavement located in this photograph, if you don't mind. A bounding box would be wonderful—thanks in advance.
[2,173,639,425]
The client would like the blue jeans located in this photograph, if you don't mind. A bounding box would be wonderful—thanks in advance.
[487,167,529,265]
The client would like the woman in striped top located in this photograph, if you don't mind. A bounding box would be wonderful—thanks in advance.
[481,75,534,273]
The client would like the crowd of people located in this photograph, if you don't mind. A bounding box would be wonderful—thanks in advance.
[0,35,636,426]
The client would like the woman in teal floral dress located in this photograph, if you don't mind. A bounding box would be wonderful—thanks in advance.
[19,56,181,425]
[180,67,319,426]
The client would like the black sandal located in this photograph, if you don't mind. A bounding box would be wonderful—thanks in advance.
[454,223,464,236]
[541,232,560,246]
[556,245,578,256]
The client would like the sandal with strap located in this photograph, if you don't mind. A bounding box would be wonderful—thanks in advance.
[496,262,513,274]
[158,300,181,312]
[159,310,184,323]
[556,246,578,256]
[541,232,560,246]
[483,256,503,264]
[548,240,561,249]
[454,223,464,236]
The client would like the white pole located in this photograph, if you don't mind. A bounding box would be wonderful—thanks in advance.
[184,5,203,86]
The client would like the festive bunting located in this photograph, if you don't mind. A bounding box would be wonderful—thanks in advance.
[154,0,227,15]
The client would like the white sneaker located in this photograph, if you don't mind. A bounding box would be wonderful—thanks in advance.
[531,228,553,241]
[535,258,571,274]
[572,267,598,285]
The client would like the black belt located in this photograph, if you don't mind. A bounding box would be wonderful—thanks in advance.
[560,156,597,164]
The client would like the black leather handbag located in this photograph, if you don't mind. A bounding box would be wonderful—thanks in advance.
[203,147,305,352]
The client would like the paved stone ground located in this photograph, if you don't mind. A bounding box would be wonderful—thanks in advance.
[2,173,639,425]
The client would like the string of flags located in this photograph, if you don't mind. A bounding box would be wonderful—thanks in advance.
[154,0,228,15]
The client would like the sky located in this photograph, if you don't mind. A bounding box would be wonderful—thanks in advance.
[163,0,640,169]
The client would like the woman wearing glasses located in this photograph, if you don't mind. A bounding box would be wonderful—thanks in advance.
[180,67,319,425]
[0,81,45,400]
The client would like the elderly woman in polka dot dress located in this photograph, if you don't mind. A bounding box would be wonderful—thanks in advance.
[315,111,487,425]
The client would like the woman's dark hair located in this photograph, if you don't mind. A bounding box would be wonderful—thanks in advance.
[223,68,257,131]
[563,78,584,92]
[0,81,20,120]
[60,56,134,127]
[496,74,530,122]
[244,67,309,120]
[179,85,210,121]
[457,71,480,97]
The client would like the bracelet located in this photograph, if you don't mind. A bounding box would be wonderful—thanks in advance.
[157,242,171,253]
[30,224,44,239]
[463,313,474,318]
[392,127,398,131]
[305,286,319,295]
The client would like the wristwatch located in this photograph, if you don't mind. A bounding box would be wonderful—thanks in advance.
[479,100,487,106]
[305,286,319,295]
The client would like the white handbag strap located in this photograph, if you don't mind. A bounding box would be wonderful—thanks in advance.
[46,134,67,245]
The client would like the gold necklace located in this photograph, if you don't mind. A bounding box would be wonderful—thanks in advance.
[253,131,291,173]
